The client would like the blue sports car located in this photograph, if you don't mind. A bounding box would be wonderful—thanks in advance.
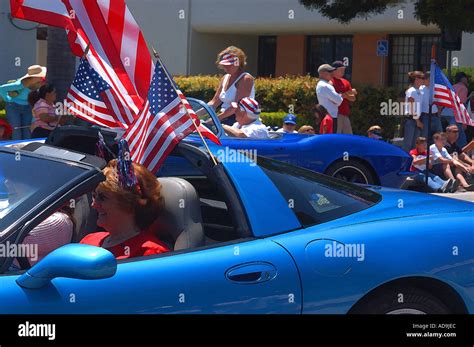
[0,130,472,314]
[184,98,413,188]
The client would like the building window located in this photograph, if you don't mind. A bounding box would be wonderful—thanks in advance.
[306,36,353,81]
[258,36,277,77]
[389,35,446,90]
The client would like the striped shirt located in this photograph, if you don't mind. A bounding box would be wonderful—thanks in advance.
[31,99,59,131]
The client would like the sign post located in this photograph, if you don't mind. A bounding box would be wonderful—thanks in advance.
[377,40,389,86]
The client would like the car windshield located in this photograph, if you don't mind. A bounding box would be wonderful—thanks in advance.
[0,151,87,237]
[188,99,219,136]
[257,156,381,227]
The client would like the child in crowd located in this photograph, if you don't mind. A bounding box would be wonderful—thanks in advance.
[409,137,455,193]
[312,104,333,134]
[430,132,474,192]
[0,119,13,140]
[367,125,383,140]
[298,125,315,135]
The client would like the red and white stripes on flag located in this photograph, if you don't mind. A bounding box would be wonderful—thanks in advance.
[124,100,195,174]
[66,58,129,128]
[433,84,474,126]
[10,0,153,127]
[67,87,120,128]
[124,63,197,173]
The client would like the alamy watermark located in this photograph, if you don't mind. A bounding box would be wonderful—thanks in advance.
[0,241,38,262]
[324,241,365,261]
[380,99,421,117]
[215,147,257,166]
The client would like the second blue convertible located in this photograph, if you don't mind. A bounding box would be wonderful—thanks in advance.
[185,98,413,188]
[0,130,472,314]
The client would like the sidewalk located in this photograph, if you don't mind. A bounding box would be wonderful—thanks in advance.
[432,191,474,203]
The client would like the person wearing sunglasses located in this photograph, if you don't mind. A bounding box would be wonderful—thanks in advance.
[80,155,170,259]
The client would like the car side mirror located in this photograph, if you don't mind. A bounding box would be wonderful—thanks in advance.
[16,244,117,289]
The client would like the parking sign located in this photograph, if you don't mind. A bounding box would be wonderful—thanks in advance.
[377,40,388,57]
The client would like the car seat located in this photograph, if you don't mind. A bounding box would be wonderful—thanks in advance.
[157,177,205,251]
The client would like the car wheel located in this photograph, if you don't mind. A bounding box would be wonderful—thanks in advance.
[325,160,376,185]
[350,286,452,314]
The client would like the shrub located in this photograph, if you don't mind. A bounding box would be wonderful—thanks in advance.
[350,84,401,139]
[260,112,309,129]
[0,109,5,118]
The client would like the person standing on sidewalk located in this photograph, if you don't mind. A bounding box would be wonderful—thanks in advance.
[331,61,357,134]
[402,71,425,152]
[316,64,343,133]
[0,65,46,140]
[452,72,472,147]
[420,72,443,139]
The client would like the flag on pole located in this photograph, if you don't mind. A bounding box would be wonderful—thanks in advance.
[11,0,222,151]
[10,0,152,122]
[67,59,131,128]
[430,61,474,126]
[125,62,198,173]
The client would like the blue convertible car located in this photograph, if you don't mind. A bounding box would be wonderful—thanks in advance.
[0,130,472,314]
[185,98,413,188]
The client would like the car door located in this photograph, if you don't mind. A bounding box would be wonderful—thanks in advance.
[0,238,302,314]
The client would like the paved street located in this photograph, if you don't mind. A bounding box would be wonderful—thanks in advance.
[432,191,474,203]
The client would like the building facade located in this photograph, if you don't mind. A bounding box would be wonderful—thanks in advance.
[1,0,473,91]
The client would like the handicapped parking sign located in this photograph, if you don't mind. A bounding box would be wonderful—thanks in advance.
[377,40,389,57]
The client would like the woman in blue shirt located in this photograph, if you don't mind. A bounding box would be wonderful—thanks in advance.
[0,65,46,140]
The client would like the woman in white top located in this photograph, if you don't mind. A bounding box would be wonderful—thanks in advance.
[207,46,255,126]
[402,71,425,152]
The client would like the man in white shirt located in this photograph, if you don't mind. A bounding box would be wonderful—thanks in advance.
[222,97,269,139]
[316,64,343,133]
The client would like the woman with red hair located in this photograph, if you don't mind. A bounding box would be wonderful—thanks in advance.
[81,141,169,259]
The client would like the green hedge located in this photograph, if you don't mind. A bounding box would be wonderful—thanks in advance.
[176,75,401,138]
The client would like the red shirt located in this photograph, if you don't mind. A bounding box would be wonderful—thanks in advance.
[80,226,170,259]
[320,115,334,134]
[332,77,352,116]
[409,148,427,172]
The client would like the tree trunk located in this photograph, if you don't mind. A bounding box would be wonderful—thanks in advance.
[46,27,76,102]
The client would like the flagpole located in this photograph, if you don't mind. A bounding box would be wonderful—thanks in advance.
[425,45,436,186]
[151,47,218,166]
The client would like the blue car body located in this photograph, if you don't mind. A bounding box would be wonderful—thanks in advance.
[0,137,472,314]
[184,98,413,188]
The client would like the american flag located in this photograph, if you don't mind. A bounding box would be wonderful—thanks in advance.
[66,59,128,128]
[430,62,474,126]
[125,62,198,173]
[10,0,151,123]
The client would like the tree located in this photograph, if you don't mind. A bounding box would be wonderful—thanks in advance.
[46,27,76,102]
[299,0,474,33]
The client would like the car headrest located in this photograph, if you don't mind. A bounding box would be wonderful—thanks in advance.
[157,177,204,251]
